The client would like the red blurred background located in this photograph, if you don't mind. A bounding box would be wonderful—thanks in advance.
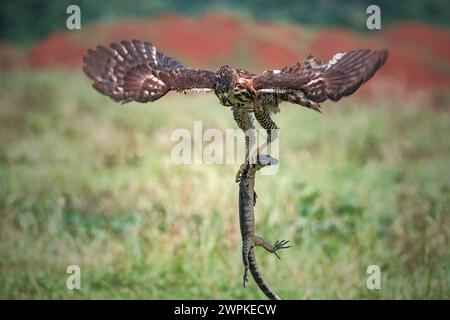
[1,12,449,101]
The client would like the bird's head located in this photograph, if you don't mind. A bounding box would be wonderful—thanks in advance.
[214,65,236,106]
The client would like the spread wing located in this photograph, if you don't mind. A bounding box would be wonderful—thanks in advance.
[83,40,216,104]
[253,49,389,103]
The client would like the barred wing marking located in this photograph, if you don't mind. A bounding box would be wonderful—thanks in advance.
[320,49,388,101]
[83,40,215,104]
[254,53,325,95]
[253,49,388,102]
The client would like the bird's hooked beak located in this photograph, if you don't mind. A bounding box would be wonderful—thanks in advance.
[221,96,228,105]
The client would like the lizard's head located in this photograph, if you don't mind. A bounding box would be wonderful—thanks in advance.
[256,154,279,169]
[214,65,236,106]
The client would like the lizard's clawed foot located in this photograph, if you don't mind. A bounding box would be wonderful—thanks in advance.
[255,236,291,259]
[271,240,291,260]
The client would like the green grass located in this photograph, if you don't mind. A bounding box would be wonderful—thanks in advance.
[0,71,449,299]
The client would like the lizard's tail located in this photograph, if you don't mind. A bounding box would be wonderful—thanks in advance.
[248,249,282,300]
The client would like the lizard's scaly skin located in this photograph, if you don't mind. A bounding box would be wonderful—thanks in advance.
[238,155,290,300]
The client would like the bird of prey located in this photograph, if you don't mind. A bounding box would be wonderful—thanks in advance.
[83,40,388,181]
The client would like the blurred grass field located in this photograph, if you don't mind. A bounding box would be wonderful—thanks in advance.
[0,71,449,299]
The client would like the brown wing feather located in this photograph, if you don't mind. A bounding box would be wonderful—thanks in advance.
[83,40,215,104]
[280,53,323,74]
[236,68,256,78]
[253,49,388,103]
[323,49,388,101]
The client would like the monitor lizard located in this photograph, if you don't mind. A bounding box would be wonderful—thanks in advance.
[238,154,291,300]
